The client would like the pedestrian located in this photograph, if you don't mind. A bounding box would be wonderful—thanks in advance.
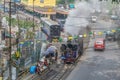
[63,37,68,43]
[44,58,48,66]
[93,31,96,39]
[36,61,40,74]
[55,49,58,61]
[60,44,67,52]
[44,58,50,70]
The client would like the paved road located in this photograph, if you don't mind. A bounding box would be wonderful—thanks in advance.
[66,11,120,80]
[66,38,120,80]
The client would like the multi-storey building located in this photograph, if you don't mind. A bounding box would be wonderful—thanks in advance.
[21,0,56,7]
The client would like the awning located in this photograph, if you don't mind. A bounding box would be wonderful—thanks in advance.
[25,7,56,15]
[56,10,68,15]
[56,9,69,15]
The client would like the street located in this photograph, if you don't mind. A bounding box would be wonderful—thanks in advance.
[66,38,120,80]
[0,0,120,80]
[66,7,120,80]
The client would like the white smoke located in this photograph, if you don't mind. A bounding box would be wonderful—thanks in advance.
[64,0,101,36]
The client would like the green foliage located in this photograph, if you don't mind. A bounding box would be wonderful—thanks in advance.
[0,1,1,3]
[56,0,75,4]
[23,21,34,29]
[112,0,120,4]
[22,0,28,2]
[26,31,35,39]
[59,37,63,42]
[56,0,65,4]
[3,47,9,51]
[6,17,34,29]
[12,54,18,60]
[98,0,120,4]
[6,17,16,26]
[69,0,75,3]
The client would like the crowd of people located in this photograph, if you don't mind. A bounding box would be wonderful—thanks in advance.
[30,39,79,74]
[35,44,58,74]
[60,42,78,64]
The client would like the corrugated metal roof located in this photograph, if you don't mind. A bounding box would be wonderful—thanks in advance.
[25,7,56,14]
[41,18,58,26]
[56,8,69,14]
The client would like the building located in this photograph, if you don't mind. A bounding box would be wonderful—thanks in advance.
[56,8,68,19]
[19,0,56,19]
[21,0,56,7]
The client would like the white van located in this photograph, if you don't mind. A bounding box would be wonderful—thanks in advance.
[91,16,97,23]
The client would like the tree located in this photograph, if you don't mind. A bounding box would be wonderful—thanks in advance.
[112,0,119,4]
[56,0,65,4]
[6,17,35,29]
[26,31,35,40]
[56,0,75,4]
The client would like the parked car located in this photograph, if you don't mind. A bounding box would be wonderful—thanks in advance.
[94,38,105,51]
[91,16,97,23]
[111,15,118,20]
[105,32,116,41]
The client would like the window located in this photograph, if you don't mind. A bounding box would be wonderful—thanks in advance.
[40,0,44,3]
[96,41,103,44]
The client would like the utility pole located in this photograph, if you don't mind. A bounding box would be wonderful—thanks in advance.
[0,10,3,80]
[16,3,20,78]
[33,0,35,31]
[65,0,68,9]
[33,0,36,63]
[8,1,12,80]
[16,5,20,53]
[3,0,5,12]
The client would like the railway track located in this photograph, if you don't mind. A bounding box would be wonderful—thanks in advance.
[31,63,76,80]
[17,41,89,80]
[17,28,90,80]
[35,54,81,80]
[48,64,75,80]
[31,50,80,80]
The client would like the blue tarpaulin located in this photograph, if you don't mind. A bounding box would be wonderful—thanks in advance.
[29,66,37,74]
